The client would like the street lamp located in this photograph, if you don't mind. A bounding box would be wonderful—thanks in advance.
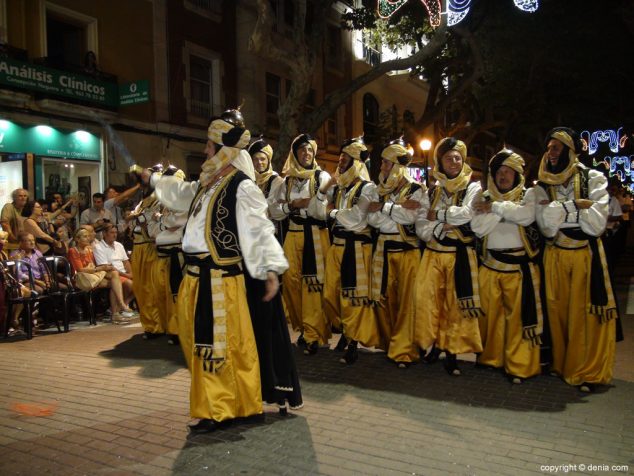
[419,138,432,186]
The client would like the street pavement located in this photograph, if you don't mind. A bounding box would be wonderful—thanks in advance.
[0,280,632,475]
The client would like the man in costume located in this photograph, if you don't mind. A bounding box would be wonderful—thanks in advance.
[149,109,288,433]
[315,136,380,365]
[129,165,164,339]
[414,137,483,376]
[471,150,543,383]
[270,134,331,355]
[246,138,303,412]
[367,139,428,368]
[153,165,188,346]
[535,127,621,392]
[248,138,286,241]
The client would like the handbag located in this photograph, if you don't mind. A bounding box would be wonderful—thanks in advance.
[75,270,107,291]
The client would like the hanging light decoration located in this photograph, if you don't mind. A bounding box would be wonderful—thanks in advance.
[378,0,539,27]
[513,0,539,13]
[448,0,472,26]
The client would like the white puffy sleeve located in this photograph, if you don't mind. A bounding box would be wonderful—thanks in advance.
[367,188,388,229]
[332,182,376,233]
[152,174,199,213]
[307,171,332,219]
[236,180,289,280]
[536,170,608,238]
[489,187,536,226]
[268,178,289,221]
[437,182,481,225]
[387,186,429,226]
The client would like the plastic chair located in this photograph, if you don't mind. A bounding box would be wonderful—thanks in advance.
[56,256,98,326]
[1,260,44,340]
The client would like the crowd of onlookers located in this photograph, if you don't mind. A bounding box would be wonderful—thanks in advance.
[0,185,141,335]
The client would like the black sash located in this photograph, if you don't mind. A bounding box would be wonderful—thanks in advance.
[333,227,372,305]
[437,236,482,317]
[488,249,541,346]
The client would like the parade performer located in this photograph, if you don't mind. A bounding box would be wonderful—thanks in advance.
[471,150,543,383]
[150,109,288,433]
[246,138,303,412]
[414,137,483,376]
[367,139,428,368]
[129,165,164,339]
[248,138,286,242]
[315,136,381,365]
[535,127,621,392]
[270,134,331,355]
[153,165,188,347]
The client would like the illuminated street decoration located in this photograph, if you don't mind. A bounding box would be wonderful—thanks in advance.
[580,128,624,155]
[448,0,471,26]
[583,125,633,190]
[513,0,539,13]
[378,0,539,27]
[377,0,408,18]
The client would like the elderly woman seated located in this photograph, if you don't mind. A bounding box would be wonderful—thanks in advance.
[67,228,136,321]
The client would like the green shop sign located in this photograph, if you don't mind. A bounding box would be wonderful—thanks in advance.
[119,80,150,106]
[0,58,118,107]
[0,120,101,160]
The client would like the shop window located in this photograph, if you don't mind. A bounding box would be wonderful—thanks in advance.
[190,55,213,118]
[184,43,222,125]
[363,93,379,143]
[44,5,98,71]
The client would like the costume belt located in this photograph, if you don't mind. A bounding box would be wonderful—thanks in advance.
[133,230,154,245]
[552,229,588,249]
[288,215,327,232]
[158,245,184,295]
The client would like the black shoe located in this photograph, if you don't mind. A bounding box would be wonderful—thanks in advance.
[278,400,288,416]
[296,333,306,348]
[143,332,161,340]
[339,340,358,365]
[423,346,441,364]
[334,334,348,352]
[188,419,220,434]
[443,353,461,376]
[304,341,318,355]
[167,334,180,345]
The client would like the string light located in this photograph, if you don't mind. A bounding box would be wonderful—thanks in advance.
[421,0,442,28]
[378,0,538,28]
[513,0,539,13]
[581,128,623,155]
[448,0,472,26]
[377,0,441,27]
[378,0,408,19]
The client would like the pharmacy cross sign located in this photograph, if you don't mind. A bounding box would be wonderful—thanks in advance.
[378,0,539,27]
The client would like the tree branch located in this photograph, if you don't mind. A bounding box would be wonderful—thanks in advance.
[302,24,448,132]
